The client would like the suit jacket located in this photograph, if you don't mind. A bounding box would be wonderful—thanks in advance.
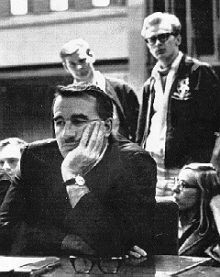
[0,137,156,257]
[211,136,220,176]
[0,169,11,206]
[136,54,220,168]
[105,77,139,142]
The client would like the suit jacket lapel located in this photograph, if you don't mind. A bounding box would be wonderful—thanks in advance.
[141,77,156,148]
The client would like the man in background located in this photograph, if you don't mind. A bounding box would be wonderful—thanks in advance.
[60,38,139,142]
[0,137,26,179]
[0,84,156,257]
[0,137,26,205]
[136,12,220,196]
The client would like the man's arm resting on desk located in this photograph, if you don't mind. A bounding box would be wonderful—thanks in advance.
[64,191,123,257]
[61,233,96,255]
[62,178,97,254]
[0,176,25,254]
[63,149,156,257]
[114,150,156,254]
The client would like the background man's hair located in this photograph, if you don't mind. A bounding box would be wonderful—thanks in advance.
[0,137,26,153]
[53,83,113,120]
[141,12,182,37]
[60,38,91,59]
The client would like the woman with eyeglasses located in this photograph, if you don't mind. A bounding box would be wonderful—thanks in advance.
[172,163,220,260]
[130,163,220,261]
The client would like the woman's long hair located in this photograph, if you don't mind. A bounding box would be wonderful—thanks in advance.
[182,163,220,235]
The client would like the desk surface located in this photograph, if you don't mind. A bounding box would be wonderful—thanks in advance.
[178,265,220,276]
[41,255,212,276]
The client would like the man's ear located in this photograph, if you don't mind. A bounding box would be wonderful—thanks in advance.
[176,34,182,46]
[104,118,113,137]
[62,61,69,73]
[87,49,96,63]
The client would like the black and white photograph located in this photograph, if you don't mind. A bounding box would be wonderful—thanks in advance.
[0,1,220,276]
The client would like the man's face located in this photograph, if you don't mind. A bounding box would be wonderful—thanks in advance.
[0,144,21,178]
[53,95,103,158]
[142,21,181,64]
[62,47,95,82]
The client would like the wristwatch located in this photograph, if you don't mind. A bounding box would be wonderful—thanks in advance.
[64,175,85,187]
[74,175,85,186]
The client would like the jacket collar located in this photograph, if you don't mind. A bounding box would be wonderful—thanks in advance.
[105,78,124,115]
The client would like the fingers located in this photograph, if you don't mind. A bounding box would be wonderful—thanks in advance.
[80,121,105,153]
[79,122,95,147]
[88,121,105,152]
[129,250,142,258]
[130,245,147,258]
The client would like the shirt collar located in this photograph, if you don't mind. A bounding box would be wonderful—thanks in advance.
[152,51,183,78]
[92,71,106,92]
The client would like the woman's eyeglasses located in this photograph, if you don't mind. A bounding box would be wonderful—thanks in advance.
[69,255,123,274]
[174,177,198,192]
[145,32,177,46]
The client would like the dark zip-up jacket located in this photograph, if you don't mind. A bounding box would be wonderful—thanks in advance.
[137,55,220,169]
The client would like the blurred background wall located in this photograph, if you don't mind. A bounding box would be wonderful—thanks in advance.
[0,0,219,142]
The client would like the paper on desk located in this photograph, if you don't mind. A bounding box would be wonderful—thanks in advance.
[0,256,46,272]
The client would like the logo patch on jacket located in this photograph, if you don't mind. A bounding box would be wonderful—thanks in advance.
[172,77,192,100]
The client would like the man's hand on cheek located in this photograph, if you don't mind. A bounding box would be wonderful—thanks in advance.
[61,121,105,181]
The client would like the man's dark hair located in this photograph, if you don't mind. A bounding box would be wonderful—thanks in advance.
[52,84,113,120]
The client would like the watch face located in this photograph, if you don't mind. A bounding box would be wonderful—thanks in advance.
[75,175,85,186]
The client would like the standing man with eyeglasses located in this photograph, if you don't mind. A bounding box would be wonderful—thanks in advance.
[136,12,220,196]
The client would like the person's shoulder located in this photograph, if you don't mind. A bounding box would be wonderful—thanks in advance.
[21,139,61,165]
[105,76,133,89]
[184,55,212,70]
[24,138,58,155]
[119,141,156,169]
[113,136,154,160]
[120,141,151,157]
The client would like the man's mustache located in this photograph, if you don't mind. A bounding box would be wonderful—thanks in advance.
[64,137,76,144]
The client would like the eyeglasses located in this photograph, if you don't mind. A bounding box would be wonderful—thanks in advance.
[174,177,198,192]
[145,32,177,46]
[69,255,123,274]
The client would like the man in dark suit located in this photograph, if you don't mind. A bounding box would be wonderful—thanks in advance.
[0,84,156,258]
[137,12,220,196]
[0,169,11,206]
[60,38,139,142]
[0,137,26,205]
